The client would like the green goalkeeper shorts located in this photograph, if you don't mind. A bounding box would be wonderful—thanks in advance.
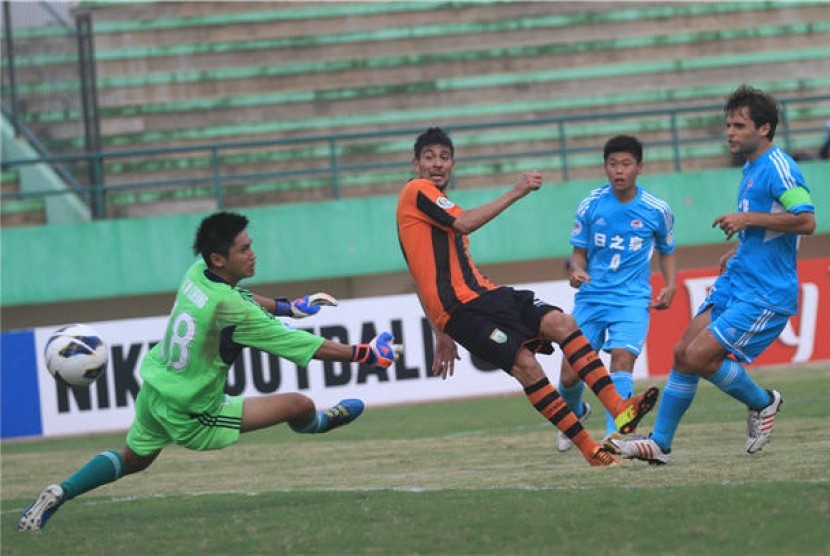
[127,385,244,456]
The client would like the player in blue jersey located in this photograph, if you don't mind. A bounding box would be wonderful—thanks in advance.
[610,84,816,464]
[556,135,677,453]
[19,211,401,532]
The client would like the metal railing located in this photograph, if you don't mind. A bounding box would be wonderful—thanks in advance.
[2,94,828,220]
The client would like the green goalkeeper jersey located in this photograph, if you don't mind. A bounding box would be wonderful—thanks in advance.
[140,259,325,413]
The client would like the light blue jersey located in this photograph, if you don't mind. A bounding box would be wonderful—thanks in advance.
[715,146,814,315]
[571,185,675,307]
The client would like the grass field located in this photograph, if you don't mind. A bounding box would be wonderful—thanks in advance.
[3,363,829,555]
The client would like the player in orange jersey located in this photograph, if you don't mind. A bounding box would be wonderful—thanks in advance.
[397,127,661,467]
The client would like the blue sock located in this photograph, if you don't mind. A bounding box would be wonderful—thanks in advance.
[60,450,125,501]
[650,370,700,452]
[706,359,771,410]
[558,378,587,418]
[605,371,633,436]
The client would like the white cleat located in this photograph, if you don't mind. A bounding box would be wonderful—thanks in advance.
[18,484,65,532]
[746,389,783,454]
[608,435,671,465]
[556,402,592,452]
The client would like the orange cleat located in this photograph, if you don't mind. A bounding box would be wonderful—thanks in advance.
[588,445,621,467]
[614,386,660,435]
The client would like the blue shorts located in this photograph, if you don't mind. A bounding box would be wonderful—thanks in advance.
[697,289,789,363]
[573,302,649,357]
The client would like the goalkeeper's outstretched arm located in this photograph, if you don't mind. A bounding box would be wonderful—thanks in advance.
[253,292,338,318]
[313,332,403,370]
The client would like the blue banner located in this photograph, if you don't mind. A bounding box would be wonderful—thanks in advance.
[1,329,43,439]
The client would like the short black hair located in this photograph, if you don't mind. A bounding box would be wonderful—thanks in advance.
[603,135,643,162]
[193,211,248,264]
[724,84,779,141]
[414,127,454,159]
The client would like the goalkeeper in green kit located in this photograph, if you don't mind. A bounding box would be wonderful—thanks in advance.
[19,211,400,532]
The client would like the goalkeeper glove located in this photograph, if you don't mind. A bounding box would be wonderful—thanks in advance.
[352,331,403,369]
[274,293,338,318]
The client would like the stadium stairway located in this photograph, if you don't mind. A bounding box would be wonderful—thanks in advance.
[0,168,47,228]
[5,0,830,217]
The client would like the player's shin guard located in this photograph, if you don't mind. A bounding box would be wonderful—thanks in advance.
[61,450,125,500]
[560,330,627,416]
[289,414,322,434]
[524,378,599,461]
[558,377,587,417]
[650,370,699,452]
[605,371,633,436]
[706,359,770,410]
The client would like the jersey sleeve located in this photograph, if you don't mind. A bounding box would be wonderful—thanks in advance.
[768,153,815,215]
[230,292,325,368]
[654,205,676,255]
[778,186,814,215]
[570,196,593,249]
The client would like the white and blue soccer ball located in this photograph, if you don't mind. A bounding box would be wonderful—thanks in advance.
[44,324,108,387]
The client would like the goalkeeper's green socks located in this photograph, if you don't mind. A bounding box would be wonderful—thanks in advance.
[60,450,125,501]
[289,399,365,434]
[290,412,324,434]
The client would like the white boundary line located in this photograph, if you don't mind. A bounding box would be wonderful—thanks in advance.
[6,477,829,515]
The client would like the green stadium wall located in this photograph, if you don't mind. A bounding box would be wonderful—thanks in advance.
[2,161,827,307]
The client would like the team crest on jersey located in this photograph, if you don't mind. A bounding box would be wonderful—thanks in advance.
[437,197,454,209]
[489,328,508,344]
[572,220,582,235]
[630,219,644,229]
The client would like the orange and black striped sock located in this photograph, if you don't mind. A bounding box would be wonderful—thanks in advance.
[560,330,625,415]
[524,378,598,460]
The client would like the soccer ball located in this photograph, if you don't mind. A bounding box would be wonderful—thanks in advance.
[44,324,108,387]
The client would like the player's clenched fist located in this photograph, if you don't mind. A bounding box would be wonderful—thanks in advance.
[515,170,543,196]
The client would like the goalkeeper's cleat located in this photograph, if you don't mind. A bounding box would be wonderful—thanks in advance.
[18,484,64,532]
[556,402,592,453]
[614,386,659,435]
[587,445,621,467]
[608,435,671,465]
[318,399,365,433]
[746,389,782,454]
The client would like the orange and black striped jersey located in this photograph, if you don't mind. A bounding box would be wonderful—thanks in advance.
[396,178,498,331]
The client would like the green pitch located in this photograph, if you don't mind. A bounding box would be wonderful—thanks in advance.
[3,363,829,554]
